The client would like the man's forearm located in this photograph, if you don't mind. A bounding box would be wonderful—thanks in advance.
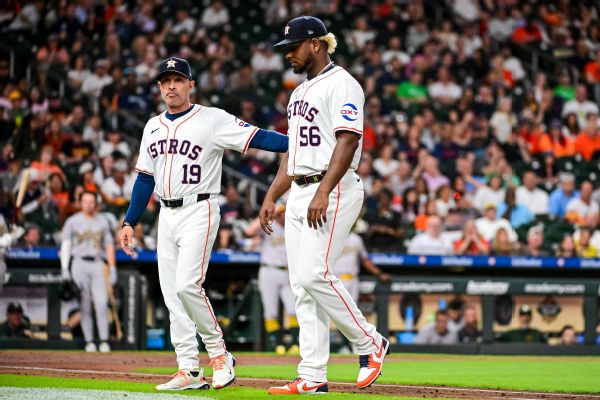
[106,244,116,267]
[265,153,292,202]
[317,132,359,194]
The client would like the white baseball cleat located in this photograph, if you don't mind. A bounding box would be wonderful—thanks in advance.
[84,342,97,353]
[356,337,390,388]
[98,342,111,353]
[155,369,209,391]
[210,352,236,389]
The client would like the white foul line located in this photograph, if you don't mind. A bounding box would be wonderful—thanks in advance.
[0,365,598,399]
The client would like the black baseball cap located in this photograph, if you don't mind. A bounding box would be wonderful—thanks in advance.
[7,302,23,314]
[274,16,328,47]
[519,304,532,316]
[155,57,193,81]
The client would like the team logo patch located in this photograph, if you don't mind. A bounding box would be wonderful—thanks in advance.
[235,117,251,127]
[340,103,359,122]
[166,58,177,68]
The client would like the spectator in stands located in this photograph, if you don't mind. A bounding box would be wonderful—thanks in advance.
[373,143,398,178]
[488,6,514,43]
[575,227,598,258]
[539,119,576,158]
[250,42,284,74]
[100,159,133,207]
[389,160,414,197]
[98,131,131,160]
[414,198,437,232]
[496,187,534,229]
[347,16,376,53]
[573,213,600,251]
[559,325,578,345]
[201,0,230,30]
[414,309,458,345]
[498,305,545,343]
[512,17,543,45]
[555,233,577,258]
[364,188,403,251]
[428,67,462,107]
[516,171,549,216]
[473,175,505,212]
[475,203,517,243]
[408,215,453,255]
[454,219,489,256]
[421,155,450,194]
[81,59,113,99]
[584,49,600,104]
[0,302,32,339]
[29,145,65,183]
[396,71,428,108]
[400,188,419,226]
[566,181,598,226]
[434,185,455,218]
[553,72,576,102]
[549,172,578,219]
[490,97,517,144]
[520,225,549,257]
[574,112,600,161]
[19,224,41,249]
[562,85,599,129]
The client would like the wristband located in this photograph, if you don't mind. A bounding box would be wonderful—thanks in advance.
[122,221,134,229]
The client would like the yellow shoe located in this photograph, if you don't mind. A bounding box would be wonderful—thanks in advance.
[287,344,300,355]
[275,345,286,355]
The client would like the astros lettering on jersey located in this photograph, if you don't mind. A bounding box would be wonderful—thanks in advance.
[286,65,365,176]
[135,105,257,199]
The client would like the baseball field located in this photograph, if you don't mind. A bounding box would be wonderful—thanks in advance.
[0,350,599,399]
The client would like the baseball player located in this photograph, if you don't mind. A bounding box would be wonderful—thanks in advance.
[260,16,390,395]
[334,230,391,353]
[60,191,116,353]
[245,203,299,355]
[119,57,288,391]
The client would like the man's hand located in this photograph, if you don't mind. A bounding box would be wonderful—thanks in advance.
[378,272,392,283]
[120,225,137,257]
[259,199,276,234]
[307,190,329,229]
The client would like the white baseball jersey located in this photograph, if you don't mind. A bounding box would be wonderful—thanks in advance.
[286,65,365,176]
[136,104,257,199]
[259,221,288,267]
[333,232,368,276]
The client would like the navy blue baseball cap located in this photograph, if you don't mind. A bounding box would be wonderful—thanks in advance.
[274,16,328,47]
[155,57,193,81]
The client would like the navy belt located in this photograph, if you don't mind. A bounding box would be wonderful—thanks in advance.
[161,193,210,208]
[293,171,326,187]
[80,256,98,262]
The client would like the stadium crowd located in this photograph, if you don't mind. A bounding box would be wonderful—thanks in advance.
[0,0,599,261]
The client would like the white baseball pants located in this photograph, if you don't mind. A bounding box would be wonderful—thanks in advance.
[71,258,109,342]
[285,171,382,382]
[157,197,226,370]
[258,266,296,320]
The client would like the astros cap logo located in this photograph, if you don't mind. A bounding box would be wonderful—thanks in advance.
[166,58,177,68]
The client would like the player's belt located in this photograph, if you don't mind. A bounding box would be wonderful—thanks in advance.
[263,264,288,270]
[80,256,98,262]
[292,171,326,187]
[161,193,210,208]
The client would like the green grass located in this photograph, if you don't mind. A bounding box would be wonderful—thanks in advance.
[0,374,450,399]
[139,355,600,394]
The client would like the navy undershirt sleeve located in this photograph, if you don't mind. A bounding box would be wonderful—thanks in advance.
[249,129,288,152]
[124,172,155,225]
